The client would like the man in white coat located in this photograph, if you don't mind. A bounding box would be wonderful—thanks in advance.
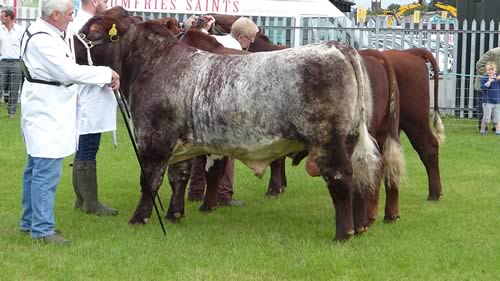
[70,0,118,216]
[19,0,120,244]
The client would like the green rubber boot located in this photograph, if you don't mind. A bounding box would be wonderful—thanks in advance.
[72,161,84,209]
[77,161,118,216]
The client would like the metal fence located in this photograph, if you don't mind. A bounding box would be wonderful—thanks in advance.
[11,9,500,131]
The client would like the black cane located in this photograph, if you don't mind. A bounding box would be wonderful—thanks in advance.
[114,90,166,236]
[115,90,164,212]
[117,90,132,119]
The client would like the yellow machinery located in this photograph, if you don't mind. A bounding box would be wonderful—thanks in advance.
[434,1,457,17]
[384,2,421,25]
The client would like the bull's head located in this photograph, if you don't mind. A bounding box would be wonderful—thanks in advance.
[74,6,142,70]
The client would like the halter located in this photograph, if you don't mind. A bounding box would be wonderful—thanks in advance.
[74,23,120,66]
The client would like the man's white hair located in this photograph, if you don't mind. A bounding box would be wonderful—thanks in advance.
[230,17,258,38]
[41,0,72,17]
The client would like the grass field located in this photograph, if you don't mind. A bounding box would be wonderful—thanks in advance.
[1,111,500,281]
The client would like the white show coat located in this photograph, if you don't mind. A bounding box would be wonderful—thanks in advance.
[20,18,112,158]
[70,10,117,135]
[213,34,242,50]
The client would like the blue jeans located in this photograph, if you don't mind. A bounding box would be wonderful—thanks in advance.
[20,156,63,239]
[75,133,101,161]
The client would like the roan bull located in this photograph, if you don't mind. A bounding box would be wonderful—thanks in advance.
[176,23,404,230]
[74,7,380,240]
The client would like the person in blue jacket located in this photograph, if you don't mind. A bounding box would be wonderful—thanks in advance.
[480,61,500,135]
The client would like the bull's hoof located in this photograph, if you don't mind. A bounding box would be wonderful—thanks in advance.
[199,203,216,213]
[265,190,281,197]
[265,186,286,197]
[383,215,400,223]
[165,212,183,223]
[128,216,149,225]
[334,229,355,241]
[355,226,368,235]
[265,192,279,197]
[427,194,442,201]
[367,217,377,226]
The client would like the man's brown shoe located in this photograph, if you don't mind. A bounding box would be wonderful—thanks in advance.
[35,233,71,245]
[218,199,245,207]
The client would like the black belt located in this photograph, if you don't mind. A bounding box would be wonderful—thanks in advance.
[2,58,19,62]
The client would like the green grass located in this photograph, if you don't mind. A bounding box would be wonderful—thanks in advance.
[1,109,500,281]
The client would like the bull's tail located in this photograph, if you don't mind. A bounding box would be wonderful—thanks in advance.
[362,49,406,189]
[407,48,446,144]
[346,49,380,194]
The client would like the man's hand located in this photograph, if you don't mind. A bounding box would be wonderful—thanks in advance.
[202,15,215,30]
[110,70,120,91]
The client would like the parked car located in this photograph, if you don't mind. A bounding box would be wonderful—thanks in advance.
[368,33,454,76]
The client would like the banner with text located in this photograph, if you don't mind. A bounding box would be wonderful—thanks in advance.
[109,0,346,17]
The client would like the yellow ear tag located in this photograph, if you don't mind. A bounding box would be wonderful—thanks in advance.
[108,24,119,43]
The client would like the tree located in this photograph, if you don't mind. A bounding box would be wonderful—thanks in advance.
[387,4,401,11]
[367,8,385,16]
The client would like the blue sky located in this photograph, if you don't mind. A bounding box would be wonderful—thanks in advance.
[354,0,420,9]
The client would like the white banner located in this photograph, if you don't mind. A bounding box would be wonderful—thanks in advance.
[109,0,346,17]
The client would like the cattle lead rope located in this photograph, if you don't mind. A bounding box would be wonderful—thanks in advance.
[114,89,167,236]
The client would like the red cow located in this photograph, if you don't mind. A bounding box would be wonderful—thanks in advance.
[359,49,405,225]
[306,49,404,227]
[383,49,445,200]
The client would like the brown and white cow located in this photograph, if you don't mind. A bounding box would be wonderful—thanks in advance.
[75,7,380,240]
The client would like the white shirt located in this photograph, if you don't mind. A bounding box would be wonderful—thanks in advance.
[20,18,112,158]
[72,9,92,34]
[213,34,242,50]
[0,23,24,59]
[71,9,118,135]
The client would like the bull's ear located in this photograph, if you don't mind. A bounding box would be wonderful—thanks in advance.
[165,20,174,30]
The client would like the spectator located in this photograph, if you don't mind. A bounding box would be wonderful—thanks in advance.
[0,9,24,118]
[475,47,500,131]
[188,17,259,207]
[479,61,500,135]
[213,17,258,51]
[70,0,118,216]
[19,0,120,244]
